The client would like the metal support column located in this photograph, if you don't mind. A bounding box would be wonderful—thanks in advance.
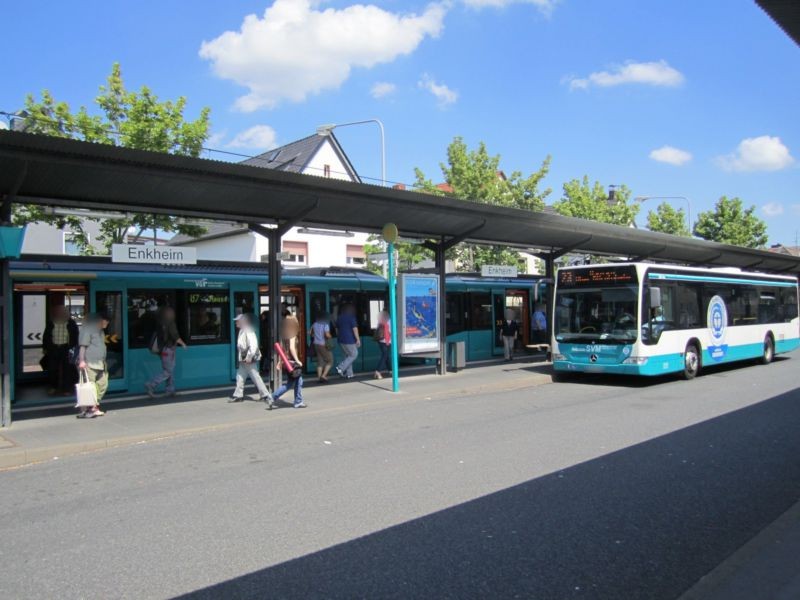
[1,196,12,426]
[433,240,447,375]
[543,253,555,360]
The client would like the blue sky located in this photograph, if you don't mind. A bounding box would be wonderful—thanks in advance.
[2,0,799,245]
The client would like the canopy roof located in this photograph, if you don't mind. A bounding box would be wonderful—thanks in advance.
[1,130,799,275]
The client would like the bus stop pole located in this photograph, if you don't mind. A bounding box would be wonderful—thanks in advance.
[388,241,399,392]
[384,224,400,392]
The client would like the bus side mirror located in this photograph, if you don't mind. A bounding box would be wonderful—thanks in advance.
[649,287,662,308]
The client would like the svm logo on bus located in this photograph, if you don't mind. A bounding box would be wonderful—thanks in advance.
[707,295,729,361]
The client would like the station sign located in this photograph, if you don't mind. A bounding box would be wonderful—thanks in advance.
[481,264,518,278]
[112,244,197,265]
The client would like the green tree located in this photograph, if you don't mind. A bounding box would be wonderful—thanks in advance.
[693,196,768,248]
[553,177,638,226]
[406,137,551,272]
[13,63,211,253]
[646,202,690,236]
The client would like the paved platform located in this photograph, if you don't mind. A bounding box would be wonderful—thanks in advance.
[0,357,552,470]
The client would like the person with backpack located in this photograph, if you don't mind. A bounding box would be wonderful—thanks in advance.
[145,307,187,398]
[230,313,273,405]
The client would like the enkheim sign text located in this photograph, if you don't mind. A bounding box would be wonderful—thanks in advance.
[112,244,197,265]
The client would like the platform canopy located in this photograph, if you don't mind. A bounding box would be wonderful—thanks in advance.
[1,130,799,275]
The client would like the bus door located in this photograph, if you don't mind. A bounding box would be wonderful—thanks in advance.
[12,281,88,402]
[231,282,258,379]
[89,281,127,393]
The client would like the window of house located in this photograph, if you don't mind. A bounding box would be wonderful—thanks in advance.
[282,241,308,265]
[323,164,331,178]
[63,232,84,256]
[346,245,366,266]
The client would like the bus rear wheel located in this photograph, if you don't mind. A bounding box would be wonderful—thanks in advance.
[682,344,700,380]
[761,335,775,365]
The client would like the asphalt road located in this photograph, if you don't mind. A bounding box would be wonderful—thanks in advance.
[2,357,799,600]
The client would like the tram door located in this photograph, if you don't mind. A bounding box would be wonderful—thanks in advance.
[231,283,258,379]
[89,282,127,392]
[13,283,88,397]
[258,285,307,365]
[492,289,530,356]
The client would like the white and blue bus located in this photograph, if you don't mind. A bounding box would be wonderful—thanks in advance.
[551,263,799,379]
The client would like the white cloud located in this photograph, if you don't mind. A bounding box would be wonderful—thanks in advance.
[462,0,559,15]
[716,136,795,172]
[419,73,458,107]
[206,130,228,148]
[227,125,278,149]
[566,60,684,91]
[649,145,692,166]
[370,82,397,99]
[762,202,784,218]
[199,0,447,111]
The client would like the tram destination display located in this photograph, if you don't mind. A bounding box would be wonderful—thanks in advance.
[557,265,638,287]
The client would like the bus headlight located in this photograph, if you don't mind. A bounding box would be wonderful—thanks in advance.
[622,357,648,365]
[553,353,566,361]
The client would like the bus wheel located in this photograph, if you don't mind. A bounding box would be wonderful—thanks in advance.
[761,335,775,365]
[682,344,700,380]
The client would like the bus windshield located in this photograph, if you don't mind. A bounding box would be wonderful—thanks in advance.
[555,286,639,344]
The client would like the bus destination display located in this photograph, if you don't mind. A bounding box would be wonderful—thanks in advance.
[558,266,637,287]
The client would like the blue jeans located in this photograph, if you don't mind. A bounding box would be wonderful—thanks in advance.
[273,374,304,406]
[376,342,390,372]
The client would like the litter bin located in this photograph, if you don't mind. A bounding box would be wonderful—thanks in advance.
[448,341,466,371]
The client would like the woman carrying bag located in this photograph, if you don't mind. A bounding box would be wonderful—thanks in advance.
[76,312,110,419]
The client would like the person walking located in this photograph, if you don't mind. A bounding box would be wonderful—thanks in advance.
[230,314,273,406]
[501,309,519,362]
[373,309,392,379]
[311,312,334,383]
[335,304,360,379]
[76,312,109,418]
[272,314,306,409]
[42,305,79,396]
[145,307,187,398]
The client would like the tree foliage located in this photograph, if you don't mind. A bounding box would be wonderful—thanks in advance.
[646,202,690,237]
[402,137,551,272]
[693,196,768,249]
[553,177,638,226]
[13,63,211,253]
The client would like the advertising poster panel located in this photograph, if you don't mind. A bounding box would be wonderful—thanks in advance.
[398,274,439,354]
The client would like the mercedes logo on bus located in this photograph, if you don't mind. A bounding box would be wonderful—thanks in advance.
[590,354,598,363]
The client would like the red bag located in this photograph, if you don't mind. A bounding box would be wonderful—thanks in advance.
[274,342,303,379]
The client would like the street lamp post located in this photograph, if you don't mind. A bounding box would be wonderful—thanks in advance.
[635,196,692,233]
[316,119,386,187]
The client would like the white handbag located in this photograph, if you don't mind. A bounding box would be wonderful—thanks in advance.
[75,369,99,407]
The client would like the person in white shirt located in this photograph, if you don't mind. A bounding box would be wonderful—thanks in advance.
[229,313,273,407]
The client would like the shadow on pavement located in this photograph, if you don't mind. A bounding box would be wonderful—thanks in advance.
[176,385,800,600]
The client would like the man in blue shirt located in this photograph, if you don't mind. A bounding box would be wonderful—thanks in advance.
[335,304,361,378]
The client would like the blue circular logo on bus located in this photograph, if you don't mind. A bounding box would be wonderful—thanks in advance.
[707,295,728,361]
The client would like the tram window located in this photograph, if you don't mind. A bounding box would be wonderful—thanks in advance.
[185,291,230,344]
[367,295,386,330]
[127,289,177,348]
[309,292,327,322]
[468,293,492,330]
[446,293,465,335]
[329,289,357,336]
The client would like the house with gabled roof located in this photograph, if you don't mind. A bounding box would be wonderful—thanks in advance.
[170,132,369,268]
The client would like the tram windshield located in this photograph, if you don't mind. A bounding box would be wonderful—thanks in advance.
[555,286,639,344]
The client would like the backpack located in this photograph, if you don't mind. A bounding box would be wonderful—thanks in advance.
[149,327,165,355]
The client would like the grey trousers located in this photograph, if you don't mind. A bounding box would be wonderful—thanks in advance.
[233,362,272,399]
[337,343,359,377]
